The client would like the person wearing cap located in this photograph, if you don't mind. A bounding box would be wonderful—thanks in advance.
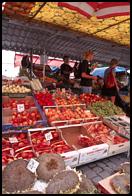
[80,50,97,93]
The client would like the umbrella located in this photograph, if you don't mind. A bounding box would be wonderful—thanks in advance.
[91,66,126,78]
[58,2,130,19]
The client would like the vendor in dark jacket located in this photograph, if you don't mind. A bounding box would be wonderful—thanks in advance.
[60,56,73,87]
[80,50,97,93]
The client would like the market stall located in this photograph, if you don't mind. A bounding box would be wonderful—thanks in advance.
[2,2,130,194]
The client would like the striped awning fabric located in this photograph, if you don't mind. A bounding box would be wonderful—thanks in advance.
[58,2,130,19]
[2,2,130,47]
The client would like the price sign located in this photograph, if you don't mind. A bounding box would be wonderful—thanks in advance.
[62,88,66,93]
[10,149,14,156]
[27,158,39,173]
[9,137,18,143]
[45,132,53,141]
[17,104,25,112]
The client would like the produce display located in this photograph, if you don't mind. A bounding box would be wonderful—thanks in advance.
[2,137,14,165]
[90,101,124,117]
[2,133,36,163]
[2,84,31,94]
[34,91,54,106]
[2,98,35,109]
[30,130,58,155]
[104,116,130,139]
[11,110,41,127]
[2,83,130,195]
[84,123,128,144]
[55,96,81,105]
[45,106,96,124]
[51,140,72,154]
[80,93,106,104]
[30,130,72,155]
[78,134,103,147]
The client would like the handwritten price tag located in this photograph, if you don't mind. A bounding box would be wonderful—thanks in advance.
[62,88,66,93]
[10,149,14,156]
[9,137,18,143]
[45,132,53,141]
[27,159,39,173]
[17,104,25,112]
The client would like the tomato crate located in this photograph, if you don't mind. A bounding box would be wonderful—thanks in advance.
[43,105,97,127]
[2,131,36,166]
[28,127,79,167]
[2,96,36,110]
[2,107,47,132]
[58,124,109,165]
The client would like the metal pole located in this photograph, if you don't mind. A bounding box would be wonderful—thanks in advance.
[30,49,33,78]
[40,50,48,82]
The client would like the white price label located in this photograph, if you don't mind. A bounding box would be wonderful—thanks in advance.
[45,132,53,141]
[10,149,14,156]
[17,104,25,112]
[9,137,18,144]
[62,88,66,93]
[27,158,39,173]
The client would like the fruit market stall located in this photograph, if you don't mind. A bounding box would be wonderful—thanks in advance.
[2,85,130,162]
[2,2,130,194]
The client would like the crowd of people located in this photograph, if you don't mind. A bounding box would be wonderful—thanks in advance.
[21,51,129,104]
[59,50,129,104]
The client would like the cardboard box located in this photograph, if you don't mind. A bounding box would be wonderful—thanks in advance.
[97,172,125,194]
[61,150,79,167]
[78,143,109,165]
[59,124,109,165]
[108,141,130,157]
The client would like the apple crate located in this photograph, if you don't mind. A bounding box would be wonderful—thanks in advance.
[43,103,86,109]
[58,124,109,165]
[2,107,46,131]
[28,127,79,167]
[2,133,15,166]
[2,131,37,165]
[57,126,81,167]
[28,128,63,156]
[44,105,94,127]
[2,96,36,110]
[47,115,99,127]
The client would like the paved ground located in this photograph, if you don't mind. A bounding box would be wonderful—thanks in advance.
[77,152,130,186]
